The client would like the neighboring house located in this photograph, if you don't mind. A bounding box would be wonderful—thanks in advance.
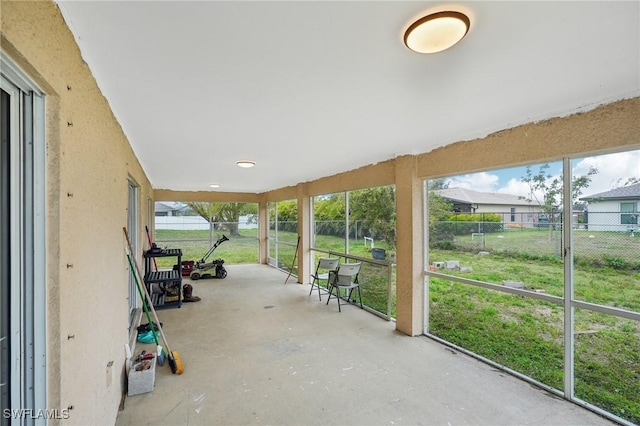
[580,183,640,232]
[434,188,543,227]
[155,201,188,216]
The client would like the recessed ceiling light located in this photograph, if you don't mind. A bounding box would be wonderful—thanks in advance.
[236,160,256,168]
[404,11,470,54]
[209,183,220,188]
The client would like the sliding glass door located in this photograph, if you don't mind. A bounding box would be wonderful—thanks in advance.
[1,54,47,425]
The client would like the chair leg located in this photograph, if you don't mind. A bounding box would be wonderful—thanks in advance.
[309,277,315,296]
[309,276,323,301]
[345,288,360,307]
[325,285,341,312]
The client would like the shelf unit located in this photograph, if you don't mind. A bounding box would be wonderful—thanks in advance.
[143,248,182,309]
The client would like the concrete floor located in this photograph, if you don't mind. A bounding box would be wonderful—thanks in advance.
[116,264,613,426]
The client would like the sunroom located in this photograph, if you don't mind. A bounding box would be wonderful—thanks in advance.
[1,1,638,425]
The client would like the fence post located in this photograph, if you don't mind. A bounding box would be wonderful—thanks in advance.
[387,262,393,321]
[209,215,214,246]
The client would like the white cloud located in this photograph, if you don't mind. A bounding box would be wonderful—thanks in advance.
[497,178,537,199]
[440,149,639,200]
[446,172,499,192]
[574,150,640,196]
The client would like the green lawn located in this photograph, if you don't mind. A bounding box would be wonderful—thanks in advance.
[154,229,259,268]
[452,228,640,266]
[429,249,640,311]
[428,247,639,423]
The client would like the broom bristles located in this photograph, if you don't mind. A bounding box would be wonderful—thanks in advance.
[170,351,184,375]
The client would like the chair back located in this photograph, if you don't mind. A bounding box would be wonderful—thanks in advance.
[332,262,361,286]
[317,258,339,271]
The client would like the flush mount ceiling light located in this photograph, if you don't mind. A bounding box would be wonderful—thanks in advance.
[404,11,470,54]
[236,160,256,168]
[209,183,220,188]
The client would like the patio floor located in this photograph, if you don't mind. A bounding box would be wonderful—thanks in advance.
[116,264,612,426]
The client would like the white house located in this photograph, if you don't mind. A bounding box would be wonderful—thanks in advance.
[154,201,188,216]
[434,188,543,227]
[580,183,640,232]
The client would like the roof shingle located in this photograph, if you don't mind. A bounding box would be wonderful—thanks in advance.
[434,188,540,206]
[580,183,640,201]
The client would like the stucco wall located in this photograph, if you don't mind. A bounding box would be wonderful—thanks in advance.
[2,2,153,425]
[155,189,259,203]
[417,98,640,179]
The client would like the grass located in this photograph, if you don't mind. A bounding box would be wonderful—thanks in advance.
[429,249,640,311]
[154,227,639,424]
[452,228,640,265]
[428,276,639,423]
[428,247,639,424]
[429,280,565,388]
[574,310,640,422]
[154,229,259,268]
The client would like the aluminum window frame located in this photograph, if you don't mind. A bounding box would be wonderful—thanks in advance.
[423,155,639,426]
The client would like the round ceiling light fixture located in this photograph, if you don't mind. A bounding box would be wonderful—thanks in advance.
[236,160,256,168]
[209,183,220,188]
[404,11,470,54]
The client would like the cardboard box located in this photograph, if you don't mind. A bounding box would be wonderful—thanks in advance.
[128,357,156,396]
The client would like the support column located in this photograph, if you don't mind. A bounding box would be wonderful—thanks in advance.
[296,183,310,284]
[394,155,425,336]
[258,194,268,264]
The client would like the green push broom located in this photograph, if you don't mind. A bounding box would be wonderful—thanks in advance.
[126,248,161,349]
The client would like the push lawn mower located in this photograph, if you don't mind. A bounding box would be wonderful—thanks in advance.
[189,235,229,280]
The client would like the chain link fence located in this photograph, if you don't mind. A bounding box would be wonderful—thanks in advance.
[431,211,640,265]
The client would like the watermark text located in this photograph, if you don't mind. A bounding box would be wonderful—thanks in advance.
[3,408,70,420]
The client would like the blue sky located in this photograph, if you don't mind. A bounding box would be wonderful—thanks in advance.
[444,149,640,199]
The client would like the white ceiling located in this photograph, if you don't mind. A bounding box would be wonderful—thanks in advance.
[56,1,640,194]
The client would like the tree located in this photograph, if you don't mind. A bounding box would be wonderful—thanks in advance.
[520,163,598,241]
[611,177,640,188]
[427,181,454,244]
[350,186,396,248]
[314,193,345,221]
[186,202,255,237]
[273,200,297,222]
[312,194,345,237]
[428,178,450,191]
[270,200,297,233]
